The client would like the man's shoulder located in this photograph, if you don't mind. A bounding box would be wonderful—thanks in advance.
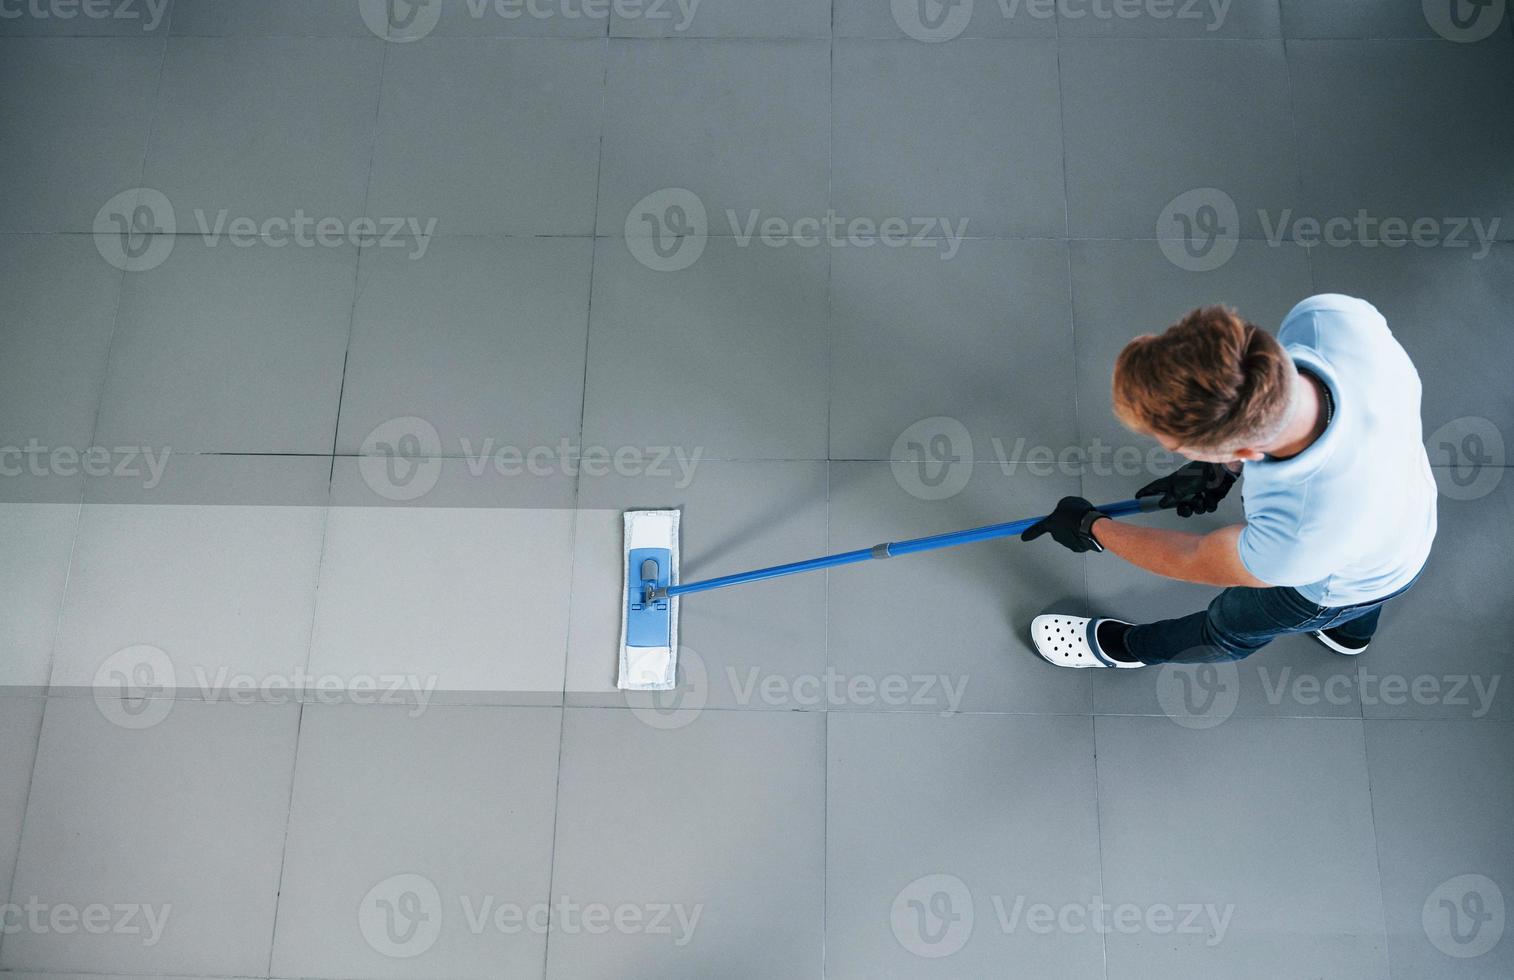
[1278,294,1389,347]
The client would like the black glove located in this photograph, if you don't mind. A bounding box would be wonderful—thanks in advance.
[1020,496,1108,554]
[1136,461,1237,517]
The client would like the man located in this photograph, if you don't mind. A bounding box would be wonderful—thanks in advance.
[1022,295,1437,668]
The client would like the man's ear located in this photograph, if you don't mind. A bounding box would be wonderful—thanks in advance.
[1232,448,1267,462]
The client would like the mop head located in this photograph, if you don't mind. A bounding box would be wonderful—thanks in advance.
[618,509,680,690]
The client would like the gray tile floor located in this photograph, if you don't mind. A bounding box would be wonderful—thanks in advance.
[1,2,1512,978]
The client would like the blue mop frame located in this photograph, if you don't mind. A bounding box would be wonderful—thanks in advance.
[644,496,1158,603]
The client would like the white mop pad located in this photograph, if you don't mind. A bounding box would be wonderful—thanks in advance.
[618,509,680,690]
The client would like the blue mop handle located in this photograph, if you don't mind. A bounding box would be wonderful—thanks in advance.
[659,496,1158,600]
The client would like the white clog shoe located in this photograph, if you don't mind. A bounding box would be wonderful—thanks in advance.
[1030,615,1146,668]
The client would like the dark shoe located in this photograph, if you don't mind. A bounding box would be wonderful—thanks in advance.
[1311,626,1369,655]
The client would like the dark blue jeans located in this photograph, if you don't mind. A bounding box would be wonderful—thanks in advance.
[1123,574,1421,665]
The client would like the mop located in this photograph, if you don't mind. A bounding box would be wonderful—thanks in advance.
[619,509,680,690]
[618,496,1158,691]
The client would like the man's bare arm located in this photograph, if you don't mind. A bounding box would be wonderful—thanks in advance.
[1090,521,1272,589]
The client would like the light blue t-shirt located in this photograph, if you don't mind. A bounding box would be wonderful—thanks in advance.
[1237,295,1437,606]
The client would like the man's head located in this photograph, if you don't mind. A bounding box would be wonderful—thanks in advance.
[1113,306,1296,463]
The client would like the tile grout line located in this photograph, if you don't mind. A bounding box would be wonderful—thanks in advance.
[262,441,341,979]
[1278,31,1316,295]
[820,706,830,980]
[11,231,1513,245]
[81,24,172,456]
[0,10,177,963]
[19,451,1510,468]
[262,33,390,980]
[542,27,610,978]
[823,2,835,471]
[539,703,571,980]
[1049,0,1098,725]
[323,33,389,464]
[1088,713,1111,980]
[263,700,307,980]
[1358,719,1397,979]
[291,38,392,753]
[0,697,50,968]
[0,25,174,966]
[822,7,834,975]
[1053,19,1110,980]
